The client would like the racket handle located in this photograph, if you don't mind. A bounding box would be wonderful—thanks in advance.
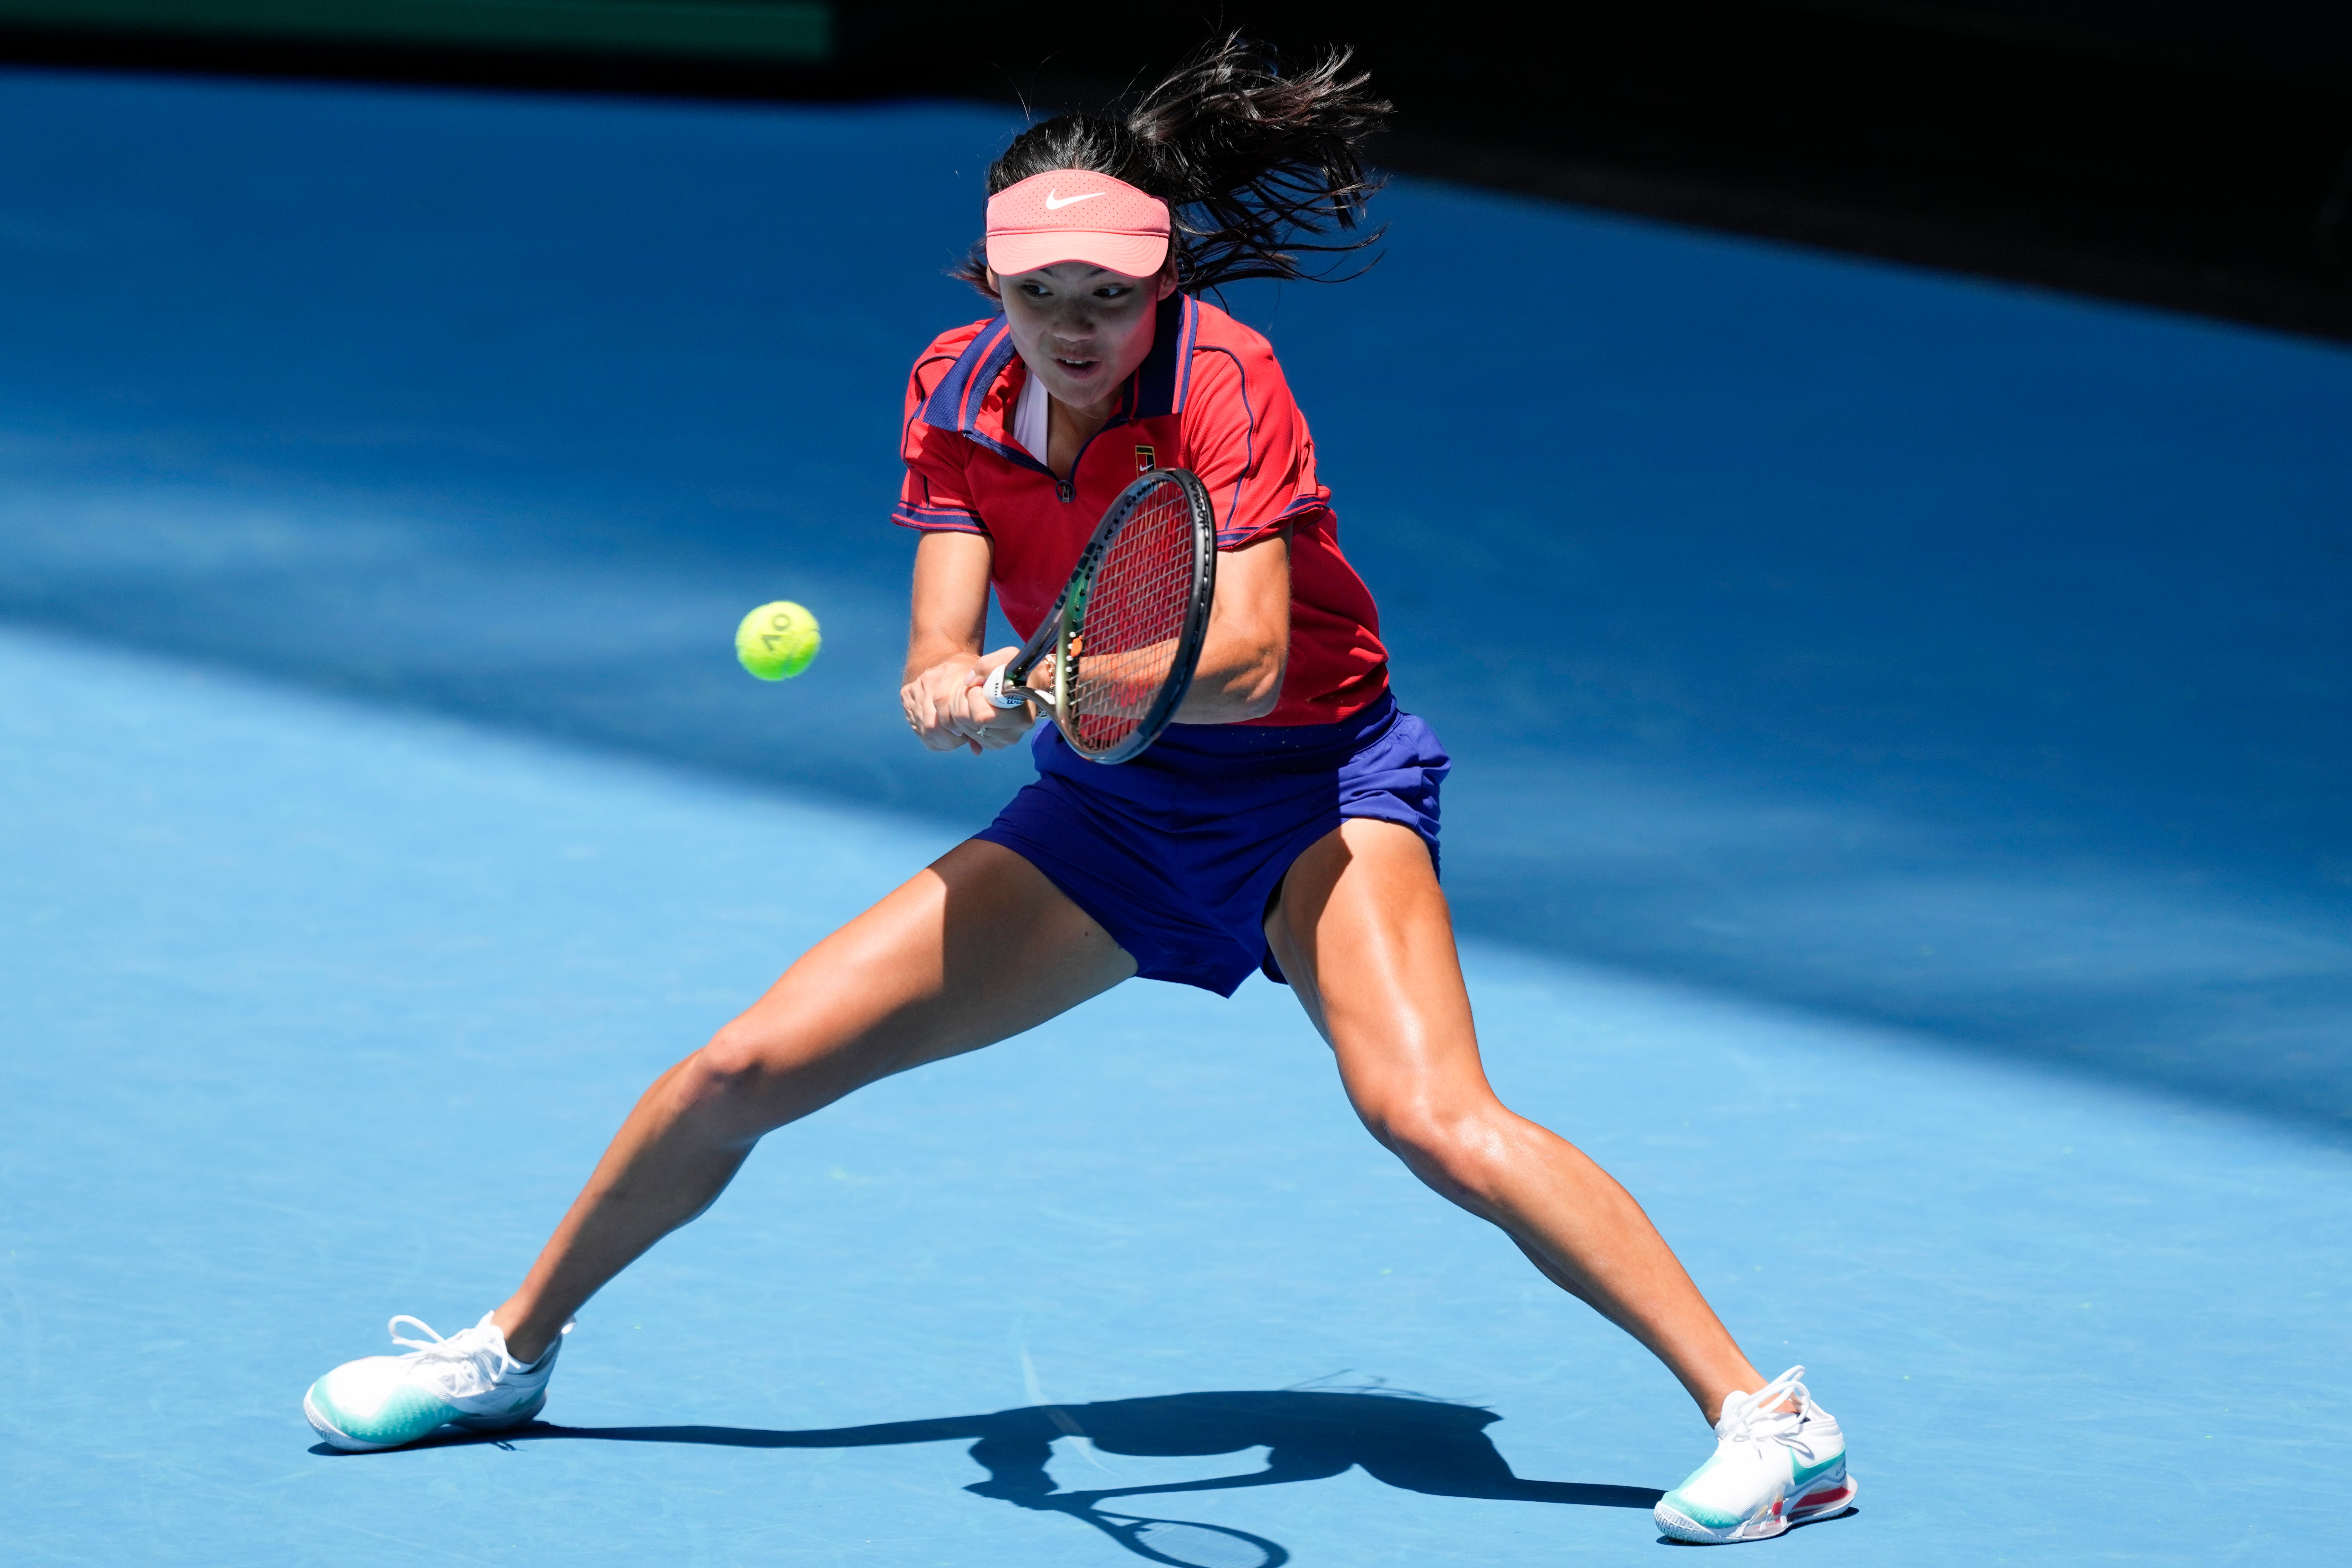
[984,661,1034,710]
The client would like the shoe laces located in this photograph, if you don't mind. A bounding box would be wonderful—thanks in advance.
[1714,1365,1811,1446]
[387,1314,522,1400]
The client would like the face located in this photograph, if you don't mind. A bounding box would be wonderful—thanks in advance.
[992,261,1180,415]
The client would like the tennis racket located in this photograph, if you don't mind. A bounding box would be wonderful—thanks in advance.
[1074,1510,1287,1568]
[983,467,1217,764]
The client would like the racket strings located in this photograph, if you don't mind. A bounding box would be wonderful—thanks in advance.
[1114,1517,1278,1568]
[1068,484,1199,753]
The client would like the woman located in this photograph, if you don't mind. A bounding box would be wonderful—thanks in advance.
[302,39,1854,1547]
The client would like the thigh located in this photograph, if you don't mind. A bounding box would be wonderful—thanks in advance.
[1264,820,1492,1118]
[711,838,1136,1115]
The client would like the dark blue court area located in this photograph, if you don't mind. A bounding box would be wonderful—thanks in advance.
[2,67,2347,1566]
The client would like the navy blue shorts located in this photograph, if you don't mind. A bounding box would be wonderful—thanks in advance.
[973,692,1450,997]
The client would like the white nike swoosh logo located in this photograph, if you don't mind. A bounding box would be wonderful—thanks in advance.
[1043,190,1105,210]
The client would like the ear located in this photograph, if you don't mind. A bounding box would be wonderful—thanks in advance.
[1154,262,1181,302]
[983,268,1004,300]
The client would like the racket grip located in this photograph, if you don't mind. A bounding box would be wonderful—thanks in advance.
[983,662,1032,710]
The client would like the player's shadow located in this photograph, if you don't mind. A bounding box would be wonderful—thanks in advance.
[352,1388,1663,1566]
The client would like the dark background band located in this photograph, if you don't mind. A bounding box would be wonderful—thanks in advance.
[5,0,2348,342]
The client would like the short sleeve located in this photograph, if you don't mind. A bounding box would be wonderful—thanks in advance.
[1182,344,1332,550]
[891,350,988,536]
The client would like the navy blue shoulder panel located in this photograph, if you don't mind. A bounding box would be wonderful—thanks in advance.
[1128,292,1200,419]
[917,317,1019,435]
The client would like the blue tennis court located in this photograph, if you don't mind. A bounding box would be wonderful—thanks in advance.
[2,67,2347,1564]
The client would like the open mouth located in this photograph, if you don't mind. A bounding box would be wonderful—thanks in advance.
[1054,356,1101,373]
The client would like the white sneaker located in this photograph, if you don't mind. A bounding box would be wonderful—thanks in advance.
[1653,1366,1857,1543]
[303,1313,570,1452]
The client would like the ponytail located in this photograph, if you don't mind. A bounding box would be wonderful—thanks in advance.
[957,34,1389,296]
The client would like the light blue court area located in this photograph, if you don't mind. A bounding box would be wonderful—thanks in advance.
[1,66,2349,1567]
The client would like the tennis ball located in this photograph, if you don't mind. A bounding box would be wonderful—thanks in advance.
[735,600,821,681]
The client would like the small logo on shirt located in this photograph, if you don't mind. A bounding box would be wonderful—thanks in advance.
[1044,190,1105,210]
[1134,445,1157,473]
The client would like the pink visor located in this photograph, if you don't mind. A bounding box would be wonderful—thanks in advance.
[985,169,1171,279]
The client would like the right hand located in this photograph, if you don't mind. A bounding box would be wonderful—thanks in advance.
[900,647,1037,755]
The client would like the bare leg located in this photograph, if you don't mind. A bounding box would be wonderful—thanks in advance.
[493,840,1135,1362]
[1267,819,1769,1425]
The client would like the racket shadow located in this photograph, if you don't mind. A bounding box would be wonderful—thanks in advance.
[354,1388,1661,1566]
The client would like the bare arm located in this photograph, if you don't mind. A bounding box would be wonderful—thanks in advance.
[1171,527,1290,724]
[912,523,1289,744]
[900,531,1033,754]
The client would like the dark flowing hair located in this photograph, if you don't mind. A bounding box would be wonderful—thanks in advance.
[956,34,1389,297]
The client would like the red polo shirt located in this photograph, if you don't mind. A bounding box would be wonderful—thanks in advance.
[892,293,1389,726]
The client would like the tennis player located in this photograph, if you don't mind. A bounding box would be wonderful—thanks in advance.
[302,38,1854,1546]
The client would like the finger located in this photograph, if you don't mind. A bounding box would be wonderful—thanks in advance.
[921,684,952,733]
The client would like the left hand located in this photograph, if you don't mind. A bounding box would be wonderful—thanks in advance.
[902,646,1037,755]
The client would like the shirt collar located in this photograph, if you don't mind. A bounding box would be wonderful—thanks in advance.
[919,291,1199,440]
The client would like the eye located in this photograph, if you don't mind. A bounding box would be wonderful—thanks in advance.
[1019,282,1050,298]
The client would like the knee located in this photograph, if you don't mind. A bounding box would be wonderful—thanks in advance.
[1358,1096,1518,1211]
[676,1019,787,1111]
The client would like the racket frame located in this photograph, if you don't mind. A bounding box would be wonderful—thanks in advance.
[983,467,1217,764]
